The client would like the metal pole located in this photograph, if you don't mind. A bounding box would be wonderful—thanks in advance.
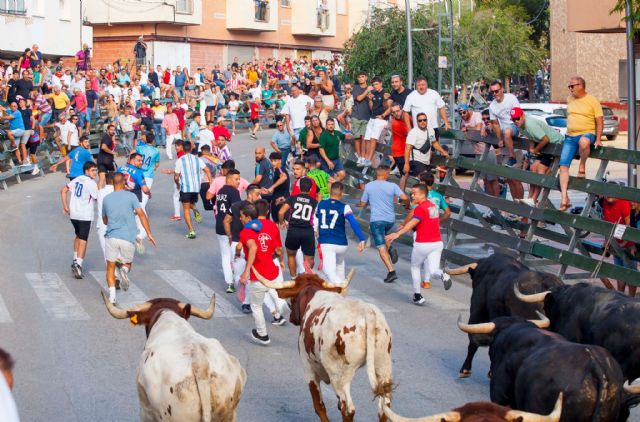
[448,0,455,128]
[405,0,414,88]
[626,0,637,188]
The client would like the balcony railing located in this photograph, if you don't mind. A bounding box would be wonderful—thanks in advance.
[316,7,329,31]
[255,1,270,22]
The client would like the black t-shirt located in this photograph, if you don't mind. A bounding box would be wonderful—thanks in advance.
[98,134,115,165]
[390,88,413,108]
[285,193,317,229]
[255,158,274,189]
[6,79,18,103]
[15,79,33,100]
[229,200,249,242]
[19,108,32,130]
[214,185,241,235]
[86,89,99,109]
[370,89,385,117]
[272,168,290,200]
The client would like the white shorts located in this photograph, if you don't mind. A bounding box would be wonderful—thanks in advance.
[105,237,135,264]
[364,118,388,141]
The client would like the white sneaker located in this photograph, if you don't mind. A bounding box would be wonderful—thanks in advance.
[232,132,236,136]
[31,166,40,176]
[519,198,536,207]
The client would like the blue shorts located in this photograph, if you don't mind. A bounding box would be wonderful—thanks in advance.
[501,122,519,137]
[229,112,237,122]
[321,158,344,175]
[370,221,394,248]
[559,133,596,167]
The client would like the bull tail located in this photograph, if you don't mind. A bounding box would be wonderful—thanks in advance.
[586,348,607,422]
[364,306,394,415]
[193,355,213,422]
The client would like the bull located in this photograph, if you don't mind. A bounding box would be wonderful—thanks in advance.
[101,292,246,422]
[458,313,638,422]
[253,268,393,422]
[381,394,562,422]
[514,282,640,384]
[445,253,563,378]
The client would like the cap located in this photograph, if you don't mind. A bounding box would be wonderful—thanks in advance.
[510,107,524,119]
[58,113,67,120]
[15,95,24,101]
[217,116,225,123]
[456,103,469,111]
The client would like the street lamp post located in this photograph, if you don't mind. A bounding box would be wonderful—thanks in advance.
[405,0,414,88]
[626,0,637,188]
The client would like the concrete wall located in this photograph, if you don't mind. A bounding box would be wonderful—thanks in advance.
[550,0,626,103]
[85,0,202,26]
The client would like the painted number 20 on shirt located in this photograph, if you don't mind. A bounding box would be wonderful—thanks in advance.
[292,203,313,221]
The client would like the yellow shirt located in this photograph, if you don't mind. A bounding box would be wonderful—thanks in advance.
[51,92,69,109]
[247,70,258,85]
[566,93,603,136]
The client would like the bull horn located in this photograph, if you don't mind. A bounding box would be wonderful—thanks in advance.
[382,402,460,422]
[456,314,495,335]
[529,311,550,329]
[340,268,356,297]
[506,392,563,422]
[513,283,551,303]
[101,290,129,319]
[252,266,296,289]
[623,381,640,394]
[444,263,477,276]
[189,295,216,320]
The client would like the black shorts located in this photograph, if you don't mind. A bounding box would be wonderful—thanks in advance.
[536,153,553,167]
[205,106,215,112]
[71,219,91,241]
[393,156,407,175]
[251,118,259,124]
[28,142,39,155]
[409,160,429,176]
[285,227,316,257]
[200,183,213,211]
[179,192,199,204]
[97,161,116,173]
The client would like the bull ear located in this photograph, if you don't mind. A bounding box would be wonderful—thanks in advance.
[182,303,192,320]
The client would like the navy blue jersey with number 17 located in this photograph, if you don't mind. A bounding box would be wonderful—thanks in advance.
[316,199,366,246]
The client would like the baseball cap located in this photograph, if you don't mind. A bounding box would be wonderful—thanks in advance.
[510,107,524,119]
[217,116,225,123]
[456,103,469,111]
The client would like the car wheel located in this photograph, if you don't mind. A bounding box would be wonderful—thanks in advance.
[606,135,617,141]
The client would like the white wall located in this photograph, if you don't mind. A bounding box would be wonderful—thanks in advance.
[0,0,88,57]
[85,0,202,26]
[151,41,191,69]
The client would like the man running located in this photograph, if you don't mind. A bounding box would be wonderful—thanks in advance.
[60,161,98,279]
[102,172,156,305]
[97,124,118,188]
[96,172,114,267]
[386,184,450,305]
[315,182,366,286]
[50,135,93,179]
[135,132,160,214]
[278,177,318,277]
[214,169,242,293]
[174,142,211,239]
[118,152,152,253]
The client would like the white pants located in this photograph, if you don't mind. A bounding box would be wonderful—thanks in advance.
[411,241,444,294]
[296,249,304,275]
[172,183,181,217]
[319,243,348,286]
[136,178,153,241]
[217,234,236,285]
[166,133,181,159]
[249,271,285,336]
[97,224,107,260]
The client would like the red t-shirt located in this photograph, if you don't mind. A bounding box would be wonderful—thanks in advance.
[291,176,318,198]
[250,103,260,120]
[240,220,281,282]
[413,200,441,243]
[163,70,171,84]
[603,199,633,247]
[174,107,186,130]
[391,118,408,157]
[213,125,231,141]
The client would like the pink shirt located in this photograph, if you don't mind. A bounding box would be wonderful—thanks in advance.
[162,113,180,135]
[74,93,88,112]
[207,176,249,196]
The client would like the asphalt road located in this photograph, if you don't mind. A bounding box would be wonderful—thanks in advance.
[0,129,633,421]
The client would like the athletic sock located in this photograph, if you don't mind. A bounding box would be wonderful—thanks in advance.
[109,286,116,301]
[76,258,83,266]
[74,252,78,261]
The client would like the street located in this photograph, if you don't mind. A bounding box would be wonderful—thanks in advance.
[0,129,636,421]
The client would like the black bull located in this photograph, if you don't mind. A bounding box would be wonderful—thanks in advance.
[447,253,563,377]
[458,315,640,422]
[515,282,640,383]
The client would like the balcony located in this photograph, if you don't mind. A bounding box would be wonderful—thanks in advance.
[0,0,26,16]
[226,0,278,31]
[85,0,202,26]
[566,0,624,33]
[291,0,336,37]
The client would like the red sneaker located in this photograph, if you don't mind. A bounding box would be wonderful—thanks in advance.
[169,216,181,221]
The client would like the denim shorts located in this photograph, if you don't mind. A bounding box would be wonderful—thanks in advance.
[559,133,596,167]
[370,221,394,248]
[501,122,519,137]
[321,158,344,175]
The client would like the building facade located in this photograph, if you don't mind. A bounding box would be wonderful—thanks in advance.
[86,0,398,71]
[0,0,92,59]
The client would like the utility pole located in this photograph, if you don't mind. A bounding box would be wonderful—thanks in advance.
[626,0,637,188]
[405,0,414,88]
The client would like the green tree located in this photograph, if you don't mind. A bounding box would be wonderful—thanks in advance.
[478,0,550,48]
[612,0,637,36]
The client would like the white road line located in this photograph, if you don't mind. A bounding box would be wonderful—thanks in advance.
[422,290,467,311]
[154,270,243,318]
[0,293,12,323]
[25,273,90,320]
[348,288,399,313]
[89,271,149,309]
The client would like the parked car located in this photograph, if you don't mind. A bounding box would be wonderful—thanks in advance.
[520,102,567,117]
[602,106,619,140]
[524,110,567,136]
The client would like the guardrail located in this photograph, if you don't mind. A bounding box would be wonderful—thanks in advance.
[339,128,640,287]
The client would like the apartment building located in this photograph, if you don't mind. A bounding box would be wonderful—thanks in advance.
[86,0,397,70]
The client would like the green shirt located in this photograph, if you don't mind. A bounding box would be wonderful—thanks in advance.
[298,127,308,148]
[428,190,449,211]
[520,117,564,145]
[319,130,345,160]
[308,168,330,199]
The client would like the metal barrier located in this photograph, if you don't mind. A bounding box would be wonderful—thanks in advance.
[339,128,640,287]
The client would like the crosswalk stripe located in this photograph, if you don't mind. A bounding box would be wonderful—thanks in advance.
[422,290,467,311]
[25,273,90,320]
[348,288,398,313]
[0,293,12,323]
[89,271,150,309]
[154,270,243,318]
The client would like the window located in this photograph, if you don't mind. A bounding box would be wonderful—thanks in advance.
[176,0,193,14]
[337,0,346,15]
[281,0,290,6]
[0,0,26,15]
[255,0,270,22]
[317,0,329,31]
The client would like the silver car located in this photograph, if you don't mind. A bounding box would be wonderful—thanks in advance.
[602,106,620,140]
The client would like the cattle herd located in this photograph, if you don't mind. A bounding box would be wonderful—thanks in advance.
[99,253,640,421]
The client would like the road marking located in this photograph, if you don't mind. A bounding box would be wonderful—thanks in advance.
[347,288,399,313]
[422,290,467,311]
[0,293,12,323]
[25,273,90,320]
[89,271,149,309]
[154,270,243,318]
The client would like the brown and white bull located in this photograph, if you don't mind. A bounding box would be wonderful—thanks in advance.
[253,268,394,422]
[101,292,246,422]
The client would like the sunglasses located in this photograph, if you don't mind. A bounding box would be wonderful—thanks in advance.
[482,117,490,121]
[511,117,521,122]
[490,89,501,94]
[417,118,428,123]
[458,110,466,115]
[568,84,581,89]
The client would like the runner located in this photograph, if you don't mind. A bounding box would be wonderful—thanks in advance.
[291,159,319,199]
[174,142,212,239]
[306,156,330,200]
[50,135,93,180]
[102,172,156,305]
[135,132,160,215]
[278,177,318,277]
[97,124,118,188]
[315,182,366,286]
[385,184,450,305]
[206,159,250,198]
[96,172,114,265]
[267,152,290,220]
[117,152,152,252]
[214,169,242,293]
[60,161,98,279]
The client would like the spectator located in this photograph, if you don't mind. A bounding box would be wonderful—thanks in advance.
[213,116,232,142]
[282,84,313,139]
[249,96,261,140]
[75,43,91,72]
[318,117,346,181]
[558,76,603,211]
[163,103,181,159]
[389,74,412,108]
[388,103,410,190]
[253,147,274,203]
[361,76,387,167]
[119,107,141,151]
[460,104,500,197]
[404,112,449,176]
[134,36,147,67]
[270,120,293,170]
[0,102,25,162]
[403,75,451,136]
[351,71,372,165]
[602,193,637,297]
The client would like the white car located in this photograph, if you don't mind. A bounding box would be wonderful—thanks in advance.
[524,110,567,136]
[520,103,567,117]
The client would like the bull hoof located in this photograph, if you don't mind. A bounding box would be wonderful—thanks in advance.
[459,370,472,378]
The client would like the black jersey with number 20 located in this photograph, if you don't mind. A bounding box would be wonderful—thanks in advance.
[285,193,317,229]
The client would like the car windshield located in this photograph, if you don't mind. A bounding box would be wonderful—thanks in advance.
[547,117,567,128]
[552,108,567,117]
[603,107,614,116]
